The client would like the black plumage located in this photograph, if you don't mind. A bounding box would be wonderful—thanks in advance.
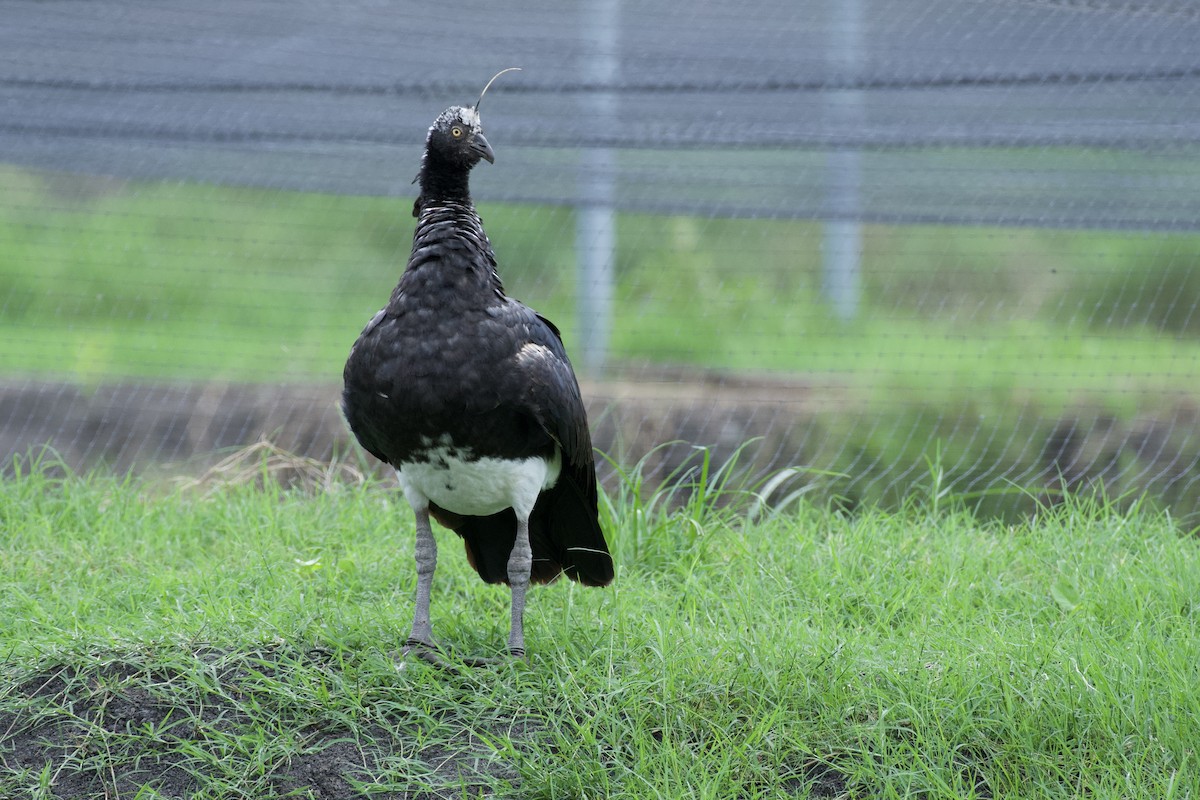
[342,79,613,662]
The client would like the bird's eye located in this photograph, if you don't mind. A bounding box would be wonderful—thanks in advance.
[450,126,464,139]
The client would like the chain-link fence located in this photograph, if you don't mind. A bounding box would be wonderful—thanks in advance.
[3,0,1199,521]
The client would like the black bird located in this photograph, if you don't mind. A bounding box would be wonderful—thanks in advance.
[341,71,614,663]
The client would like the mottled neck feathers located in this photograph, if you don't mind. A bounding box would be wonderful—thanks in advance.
[399,198,505,299]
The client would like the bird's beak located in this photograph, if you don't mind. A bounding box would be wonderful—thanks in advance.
[471,132,495,164]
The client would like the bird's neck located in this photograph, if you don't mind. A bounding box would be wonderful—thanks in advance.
[400,149,505,299]
[413,197,486,237]
[415,152,473,212]
[402,186,504,300]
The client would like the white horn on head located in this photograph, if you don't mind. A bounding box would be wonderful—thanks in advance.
[474,67,522,112]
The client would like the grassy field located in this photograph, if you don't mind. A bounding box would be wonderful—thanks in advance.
[4,165,1200,525]
[3,166,1200,418]
[2,458,1198,798]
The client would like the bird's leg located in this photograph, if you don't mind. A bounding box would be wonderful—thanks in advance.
[405,505,438,651]
[505,513,534,658]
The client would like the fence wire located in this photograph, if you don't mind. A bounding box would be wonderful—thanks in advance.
[2,0,1199,521]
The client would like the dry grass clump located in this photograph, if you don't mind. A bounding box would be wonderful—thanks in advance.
[176,438,370,496]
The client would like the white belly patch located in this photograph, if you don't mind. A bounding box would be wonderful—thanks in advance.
[396,446,562,518]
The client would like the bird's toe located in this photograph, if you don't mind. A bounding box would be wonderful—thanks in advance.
[399,639,458,672]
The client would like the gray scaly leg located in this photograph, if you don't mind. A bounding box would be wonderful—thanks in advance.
[506,513,534,658]
[405,506,438,651]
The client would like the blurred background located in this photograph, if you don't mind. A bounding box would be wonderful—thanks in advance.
[3,0,1199,522]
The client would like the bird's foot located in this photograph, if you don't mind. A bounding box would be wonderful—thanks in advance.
[397,639,526,672]
[399,638,458,672]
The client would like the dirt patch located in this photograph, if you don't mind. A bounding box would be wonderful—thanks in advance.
[792,763,855,798]
[0,643,877,799]
[3,372,1199,522]
[0,373,837,505]
[0,647,533,799]
[0,372,834,481]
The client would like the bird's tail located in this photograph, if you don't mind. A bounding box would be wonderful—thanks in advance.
[534,474,614,587]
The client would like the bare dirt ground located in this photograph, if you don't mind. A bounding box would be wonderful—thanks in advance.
[0,371,837,496]
[1,647,532,799]
[1,647,850,799]
[3,373,1197,522]
[2,371,1200,522]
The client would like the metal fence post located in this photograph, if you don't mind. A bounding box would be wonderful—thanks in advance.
[822,0,864,321]
[577,0,619,377]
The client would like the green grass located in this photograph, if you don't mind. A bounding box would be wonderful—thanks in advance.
[5,165,1200,527]
[3,457,1199,798]
[3,165,1200,419]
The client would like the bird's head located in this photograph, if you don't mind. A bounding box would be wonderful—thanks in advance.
[419,69,521,171]
[423,104,494,170]
[413,69,520,210]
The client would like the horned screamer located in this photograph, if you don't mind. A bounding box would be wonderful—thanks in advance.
[342,70,614,666]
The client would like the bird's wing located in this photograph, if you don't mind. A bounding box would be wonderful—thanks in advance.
[524,319,593,470]
[494,302,593,471]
